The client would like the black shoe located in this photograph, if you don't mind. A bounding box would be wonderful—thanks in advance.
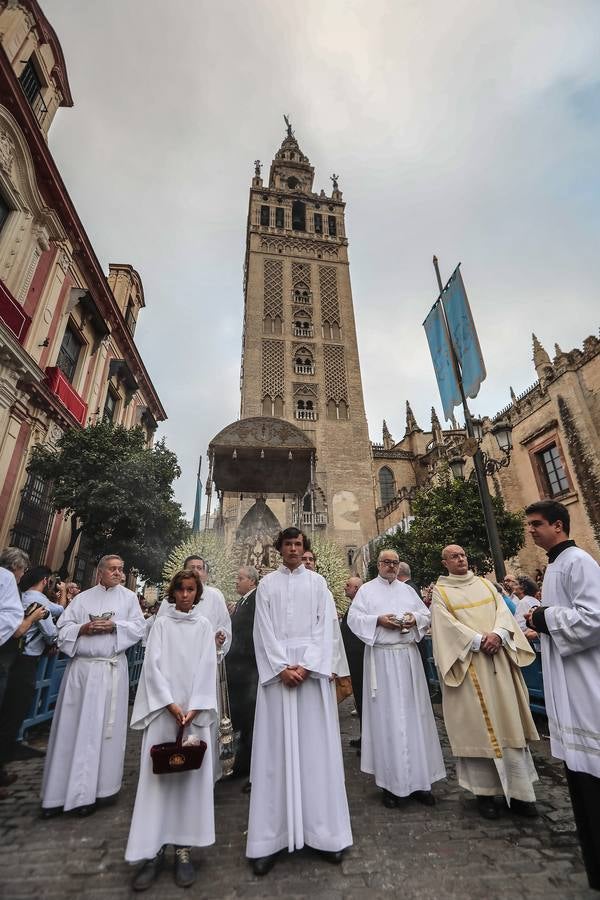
[510,799,539,818]
[349,738,361,749]
[132,847,165,892]
[241,780,251,794]
[0,769,17,787]
[411,790,436,806]
[476,796,500,820]
[382,789,403,809]
[40,806,62,819]
[174,846,196,888]
[74,804,96,817]
[96,793,119,808]
[10,742,46,760]
[319,849,344,864]
[251,853,278,876]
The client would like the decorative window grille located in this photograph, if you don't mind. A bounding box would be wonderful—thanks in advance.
[263,259,283,320]
[261,338,285,402]
[319,265,340,330]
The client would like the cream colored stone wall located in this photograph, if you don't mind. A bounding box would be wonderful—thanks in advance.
[0,4,66,137]
[369,336,600,578]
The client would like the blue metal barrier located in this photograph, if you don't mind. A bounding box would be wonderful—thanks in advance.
[422,635,546,717]
[18,642,146,740]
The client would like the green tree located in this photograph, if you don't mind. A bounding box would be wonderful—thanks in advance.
[369,470,524,587]
[28,422,190,581]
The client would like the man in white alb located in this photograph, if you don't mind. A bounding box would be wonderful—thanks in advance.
[40,554,145,817]
[348,549,445,808]
[525,500,600,892]
[247,527,352,876]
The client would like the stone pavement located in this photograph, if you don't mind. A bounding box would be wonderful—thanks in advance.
[0,701,596,900]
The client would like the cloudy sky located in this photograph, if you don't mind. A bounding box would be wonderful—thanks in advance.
[45,0,600,518]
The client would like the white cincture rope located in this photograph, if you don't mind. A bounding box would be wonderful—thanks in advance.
[80,656,120,739]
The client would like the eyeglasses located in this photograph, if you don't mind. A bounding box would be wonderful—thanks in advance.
[379,560,399,567]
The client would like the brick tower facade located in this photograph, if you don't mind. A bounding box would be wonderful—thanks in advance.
[237,121,376,559]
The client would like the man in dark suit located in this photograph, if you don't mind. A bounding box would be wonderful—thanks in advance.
[340,576,364,749]
[228,565,259,782]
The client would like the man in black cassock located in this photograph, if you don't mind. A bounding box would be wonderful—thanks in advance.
[228,565,259,781]
[340,576,364,748]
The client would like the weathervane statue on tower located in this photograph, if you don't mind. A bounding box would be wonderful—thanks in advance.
[283,114,294,138]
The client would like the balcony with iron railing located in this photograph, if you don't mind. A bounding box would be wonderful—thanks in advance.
[19,61,48,127]
[45,366,87,425]
[294,326,313,337]
[295,409,317,421]
[294,364,315,375]
[0,280,31,343]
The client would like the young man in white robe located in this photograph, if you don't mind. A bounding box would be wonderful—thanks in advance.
[40,554,145,817]
[155,554,231,782]
[347,550,445,808]
[247,527,352,876]
[126,569,218,891]
[525,500,600,892]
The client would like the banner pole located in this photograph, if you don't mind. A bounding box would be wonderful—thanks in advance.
[432,256,506,580]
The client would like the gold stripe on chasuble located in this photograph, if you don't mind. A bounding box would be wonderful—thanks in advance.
[436,579,496,612]
[437,581,503,759]
[467,663,503,758]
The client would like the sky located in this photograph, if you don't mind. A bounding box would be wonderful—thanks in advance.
[44,0,600,519]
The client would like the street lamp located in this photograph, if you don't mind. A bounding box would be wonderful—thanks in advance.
[448,455,466,480]
[491,418,513,453]
[471,416,484,443]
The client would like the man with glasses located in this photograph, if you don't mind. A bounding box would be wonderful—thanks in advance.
[41,554,145,818]
[431,545,539,820]
[347,550,445,809]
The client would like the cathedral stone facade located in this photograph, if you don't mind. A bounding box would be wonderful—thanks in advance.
[373,333,600,576]
[222,123,376,560]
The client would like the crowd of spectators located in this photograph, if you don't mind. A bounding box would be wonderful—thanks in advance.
[0,547,80,798]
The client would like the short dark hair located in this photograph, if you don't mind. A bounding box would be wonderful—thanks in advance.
[525,500,570,536]
[274,527,308,552]
[517,575,539,597]
[20,565,52,593]
[166,569,203,605]
[183,554,203,568]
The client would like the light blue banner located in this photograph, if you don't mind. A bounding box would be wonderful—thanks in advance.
[423,301,461,421]
[443,267,486,400]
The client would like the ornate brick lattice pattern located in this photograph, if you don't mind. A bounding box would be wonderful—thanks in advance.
[263,259,283,319]
[319,266,340,325]
[323,345,348,402]
[261,339,285,399]
[292,262,311,288]
[260,237,339,260]
[293,382,318,398]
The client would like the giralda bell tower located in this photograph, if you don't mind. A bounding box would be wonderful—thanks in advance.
[239,119,376,557]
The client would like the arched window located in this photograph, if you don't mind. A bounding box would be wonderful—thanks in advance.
[338,399,348,419]
[262,396,272,416]
[273,396,284,417]
[292,200,306,231]
[327,399,337,420]
[294,348,314,374]
[379,466,396,505]
[293,283,310,304]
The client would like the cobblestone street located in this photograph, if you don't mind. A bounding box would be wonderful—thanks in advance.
[0,701,596,900]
